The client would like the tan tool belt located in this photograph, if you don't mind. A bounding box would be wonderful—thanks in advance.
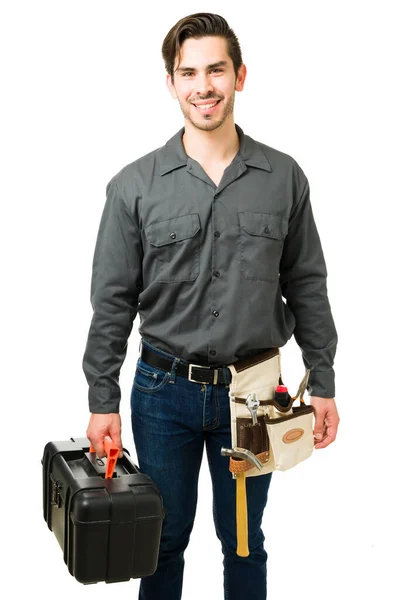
[226,348,315,479]
[223,348,315,557]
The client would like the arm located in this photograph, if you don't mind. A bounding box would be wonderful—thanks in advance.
[279,167,339,448]
[82,175,142,455]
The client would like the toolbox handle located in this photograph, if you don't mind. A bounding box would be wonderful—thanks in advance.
[89,436,119,479]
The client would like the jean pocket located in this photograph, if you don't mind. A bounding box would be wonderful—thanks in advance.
[238,211,288,282]
[265,405,314,470]
[133,358,171,393]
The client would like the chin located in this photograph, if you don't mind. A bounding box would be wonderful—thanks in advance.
[198,122,224,132]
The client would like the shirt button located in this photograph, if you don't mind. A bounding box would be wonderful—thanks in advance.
[210,350,216,356]
[214,231,220,238]
[213,270,220,277]
[215,193,220,199]
[212,310,219,317]
[264,227,269,234]
[170,232,176,239]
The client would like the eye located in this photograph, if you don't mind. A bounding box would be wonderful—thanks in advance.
[211,69,223,73]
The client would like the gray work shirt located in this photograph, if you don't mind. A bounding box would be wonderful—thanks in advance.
[82,123,338,413]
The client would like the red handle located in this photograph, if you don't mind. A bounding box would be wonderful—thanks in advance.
[89,436,119,479]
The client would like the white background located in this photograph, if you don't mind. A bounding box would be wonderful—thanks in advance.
[2,1,399,598]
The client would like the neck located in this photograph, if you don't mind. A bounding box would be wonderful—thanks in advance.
[182,117,239,164]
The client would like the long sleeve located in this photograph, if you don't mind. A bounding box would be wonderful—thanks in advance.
[279,173,338,398]
[82,176,143,413]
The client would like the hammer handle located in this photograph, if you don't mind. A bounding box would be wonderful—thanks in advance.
[236,472,250,557]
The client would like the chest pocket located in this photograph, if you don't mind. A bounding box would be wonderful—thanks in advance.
[145,213,201,282]
[238,211,288,282]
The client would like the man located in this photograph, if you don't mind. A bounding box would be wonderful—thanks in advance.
[83,12,339,600]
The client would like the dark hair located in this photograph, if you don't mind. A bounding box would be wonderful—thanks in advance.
[161,13,243,84]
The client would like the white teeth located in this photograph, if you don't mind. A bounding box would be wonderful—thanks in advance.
[195,101,218,110]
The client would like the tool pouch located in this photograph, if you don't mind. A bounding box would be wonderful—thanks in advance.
[227,349,315,478]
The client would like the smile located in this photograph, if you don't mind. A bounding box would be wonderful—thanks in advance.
[192,100,221,112]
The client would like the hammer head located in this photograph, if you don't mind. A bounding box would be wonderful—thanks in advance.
[221,446,263,470]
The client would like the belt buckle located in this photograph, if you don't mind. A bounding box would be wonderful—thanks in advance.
[188,363,218,385]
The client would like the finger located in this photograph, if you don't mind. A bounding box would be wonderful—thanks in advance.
[313,415,327,442]
[314,433,334,449]
[314,424,337,449]
[313,425,327,445]
[89,436,106,458]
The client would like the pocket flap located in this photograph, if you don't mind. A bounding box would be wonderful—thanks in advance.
[239,212,288,240]
[145,213,200,247]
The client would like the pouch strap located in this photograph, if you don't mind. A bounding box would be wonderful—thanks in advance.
[232,395,294,415]
[233,397,274,406]
[232,348,279,372]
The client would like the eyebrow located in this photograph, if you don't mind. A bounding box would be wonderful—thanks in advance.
[175,60,228,73]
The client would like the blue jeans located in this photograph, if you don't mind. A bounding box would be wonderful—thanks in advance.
[130,339,273,600]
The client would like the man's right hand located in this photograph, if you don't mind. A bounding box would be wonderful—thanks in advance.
[86,413,123,458]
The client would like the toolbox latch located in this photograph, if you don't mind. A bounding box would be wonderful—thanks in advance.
[51,477,63,508]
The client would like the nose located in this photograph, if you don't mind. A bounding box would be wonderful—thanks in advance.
[195,72,215,98]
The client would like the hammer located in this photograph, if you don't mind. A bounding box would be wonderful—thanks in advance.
[221,446,263,557]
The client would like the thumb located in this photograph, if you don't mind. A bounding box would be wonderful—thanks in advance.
[313,413,325,441]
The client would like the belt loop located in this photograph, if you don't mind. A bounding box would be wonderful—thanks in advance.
[169,357,180,384]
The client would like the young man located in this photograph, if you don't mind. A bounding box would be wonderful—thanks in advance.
[83,12,339,600]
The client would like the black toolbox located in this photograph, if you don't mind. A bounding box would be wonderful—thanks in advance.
[42,437,166,584]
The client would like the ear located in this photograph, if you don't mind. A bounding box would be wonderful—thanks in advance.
[235,63,247,93]
[166,74,177,99]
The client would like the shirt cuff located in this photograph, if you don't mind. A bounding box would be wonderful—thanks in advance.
[88,386,121,413]
[307,369,335,399]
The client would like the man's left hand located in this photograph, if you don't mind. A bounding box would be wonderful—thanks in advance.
[309,397,340,449]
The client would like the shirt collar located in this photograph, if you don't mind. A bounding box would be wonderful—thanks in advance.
[160,123,272,176]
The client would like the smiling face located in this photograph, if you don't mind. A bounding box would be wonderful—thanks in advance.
[166,36,246,132]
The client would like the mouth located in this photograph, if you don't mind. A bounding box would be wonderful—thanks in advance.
[191,99,221,113]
